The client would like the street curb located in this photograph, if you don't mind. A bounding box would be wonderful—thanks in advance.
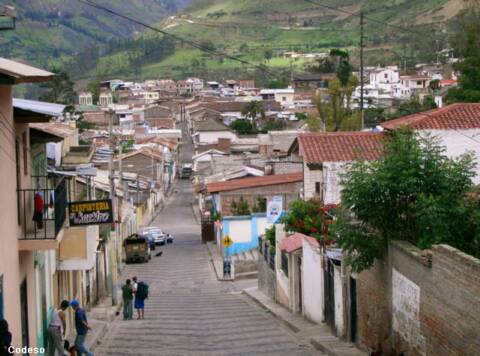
[241,290,300,333]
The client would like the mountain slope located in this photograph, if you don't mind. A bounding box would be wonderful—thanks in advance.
[0,0,192,66]
[89,0,465,81]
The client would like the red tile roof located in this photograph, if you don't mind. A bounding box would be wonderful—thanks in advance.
[381,103,480,130]
[280,233,308,253]
[296,132,385,165]
[207,172,303,193]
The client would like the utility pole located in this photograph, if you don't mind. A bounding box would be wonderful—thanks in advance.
[108,109,118,305]
[360,9,365,130]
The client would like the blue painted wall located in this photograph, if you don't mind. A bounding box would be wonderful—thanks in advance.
[222,214,266,256]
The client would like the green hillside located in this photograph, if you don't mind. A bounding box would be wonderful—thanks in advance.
[0,0,192,67]
[85,0,464,81]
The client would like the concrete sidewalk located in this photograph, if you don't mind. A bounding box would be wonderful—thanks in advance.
[243,286,366,356]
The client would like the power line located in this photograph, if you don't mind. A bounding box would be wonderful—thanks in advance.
[303,0,423,36]
[75,0,280,79]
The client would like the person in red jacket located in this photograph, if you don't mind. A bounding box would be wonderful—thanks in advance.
[33,192,44,229]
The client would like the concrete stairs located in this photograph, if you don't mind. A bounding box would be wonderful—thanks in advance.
[232,249,259,280]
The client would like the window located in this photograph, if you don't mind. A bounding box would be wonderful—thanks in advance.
[281,251,289,277]
[315,182,321,195]
[282,96,287,102]
[417,81,422,86]
[384,73,388,78]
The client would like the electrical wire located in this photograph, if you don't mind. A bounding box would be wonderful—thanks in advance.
[303,0,424,36]
[74,0,280,78]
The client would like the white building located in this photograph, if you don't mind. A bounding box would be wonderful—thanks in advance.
[260,88,295,108]
[288,132,385,204]
[78,91,93,106]
[382,103,480,184]
[99,91,113,107]
[177,77,204,95]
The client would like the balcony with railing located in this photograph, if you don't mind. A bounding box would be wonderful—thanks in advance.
[17,176,68,250]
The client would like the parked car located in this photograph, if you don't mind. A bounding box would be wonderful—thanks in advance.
[124,234,151,263]
[180,163,192,179]
[139,232,156,250]
[140,226,166,245]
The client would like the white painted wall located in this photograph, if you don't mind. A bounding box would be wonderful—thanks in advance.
[304,163,323,200]
[422,129,480,184]
[323,162,345,205]
[256,216,272,237]
[228,219,251,243]
[198,131,237,144]
[302,239,324,323]
[333,264,345,336]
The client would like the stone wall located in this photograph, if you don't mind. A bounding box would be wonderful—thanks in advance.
[356,241,480,355]
[258,240,276,300]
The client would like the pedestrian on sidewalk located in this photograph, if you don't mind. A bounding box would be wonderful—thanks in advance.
[47,300,69,356]
[132,276,149,320]
[122,279,134,320]
[70,300,93,356]
[0,319,12,356]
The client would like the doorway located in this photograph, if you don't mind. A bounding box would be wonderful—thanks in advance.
[20,279,29,349]
[324,259,335,329]
[350,277,358,343]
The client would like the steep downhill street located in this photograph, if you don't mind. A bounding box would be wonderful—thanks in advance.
[96,179,319,355]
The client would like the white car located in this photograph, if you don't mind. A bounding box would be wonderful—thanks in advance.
[140,226,166,245]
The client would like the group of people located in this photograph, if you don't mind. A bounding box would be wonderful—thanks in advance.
[121,276,149,320]
[0,299,92,356]
[0,277,148,356]
[47,299,92,356]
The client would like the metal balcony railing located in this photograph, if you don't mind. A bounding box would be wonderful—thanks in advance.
[18,177,68,240]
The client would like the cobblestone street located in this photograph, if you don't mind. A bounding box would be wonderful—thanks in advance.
[96,180,319,355]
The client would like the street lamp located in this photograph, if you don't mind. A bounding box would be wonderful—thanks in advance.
[0,6,16,31]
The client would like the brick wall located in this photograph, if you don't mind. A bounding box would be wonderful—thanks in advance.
[218,182,302,216]
[356,241,480,355]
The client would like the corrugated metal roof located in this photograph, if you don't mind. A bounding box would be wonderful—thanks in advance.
[0,57,54,83]
[13,98,65,117]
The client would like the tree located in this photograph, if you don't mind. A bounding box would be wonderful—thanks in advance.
[242,101,265,131]
[86,79,101,105]
[387,96,437,120]
[282,199,330,242]
[231,197,251,216]
[252,196,267,213]
[446,2,480,103]
[39,69,76,104]
[230,119,255,135]
[316,75,358,132]
[264,49,274,62]
[333,128,480,272]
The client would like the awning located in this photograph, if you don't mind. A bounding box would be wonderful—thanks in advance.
[280,232,308,253]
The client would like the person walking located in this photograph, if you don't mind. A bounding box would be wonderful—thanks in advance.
[47,300,69,356]
[132,276,148,320]
[70,300,93,356]
[121,279,134,320]
[0,319,12,356]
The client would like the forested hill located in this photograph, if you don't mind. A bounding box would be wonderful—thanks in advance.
[83,0,467,81]
[0,0,192,67]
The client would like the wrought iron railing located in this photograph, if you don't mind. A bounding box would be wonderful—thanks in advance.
[18,177,68,240]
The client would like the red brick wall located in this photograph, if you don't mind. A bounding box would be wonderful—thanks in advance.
[356,242,480,355]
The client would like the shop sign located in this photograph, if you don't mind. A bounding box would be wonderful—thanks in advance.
[69,199,113,226]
